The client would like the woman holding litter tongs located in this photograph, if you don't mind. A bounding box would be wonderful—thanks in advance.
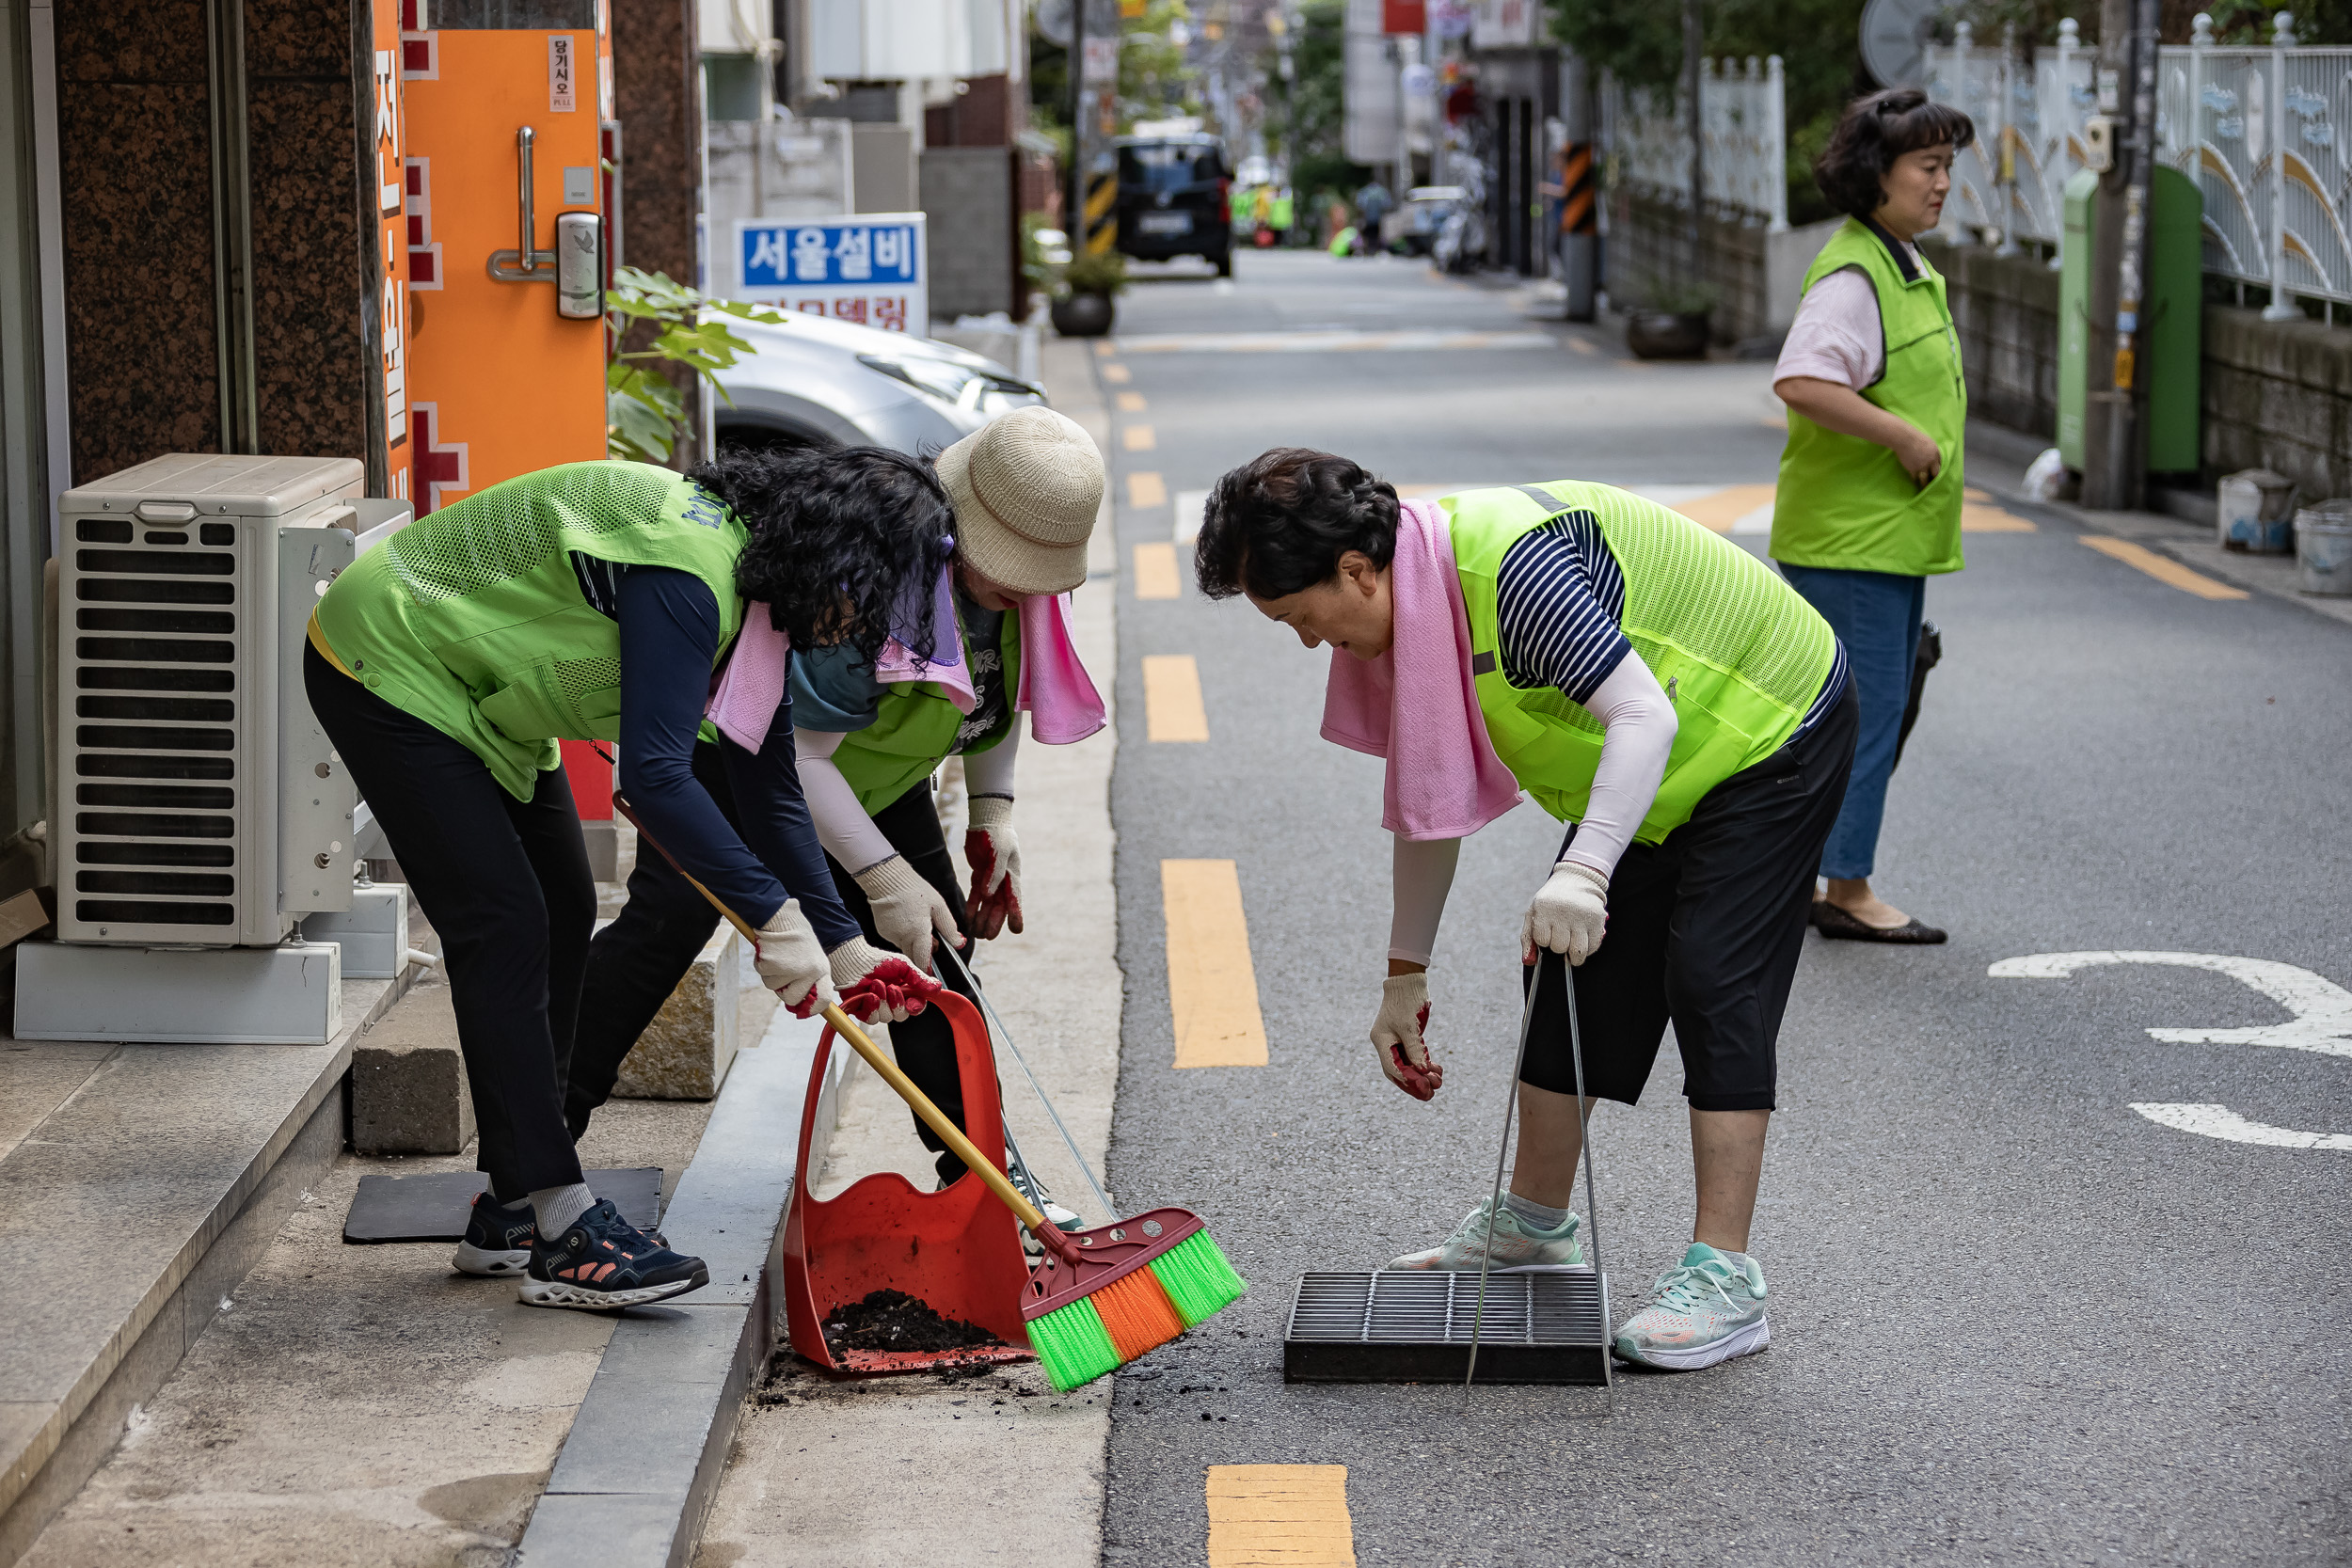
[564,407,1108,1220]
[1194,449,1857,1372]
[308,449,948,1312]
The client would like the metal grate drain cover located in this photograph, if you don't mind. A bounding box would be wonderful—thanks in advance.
[1283,1269,1613,1385]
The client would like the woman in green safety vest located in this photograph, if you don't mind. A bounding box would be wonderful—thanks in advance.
[560,408,1109,1215]
[306,449,950,1312]
[1196,449,1858,1372]
[1772,87,1976,943]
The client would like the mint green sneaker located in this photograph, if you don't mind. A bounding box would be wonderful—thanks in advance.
[1613,1243,1770,1370]
[1386,1196,1586,1272]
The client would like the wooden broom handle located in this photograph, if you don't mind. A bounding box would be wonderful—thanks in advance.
[612,791,1051,1234]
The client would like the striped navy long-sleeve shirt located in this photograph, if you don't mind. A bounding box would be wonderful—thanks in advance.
[1493,514,1850,728]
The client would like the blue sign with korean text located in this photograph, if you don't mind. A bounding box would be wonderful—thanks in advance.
[734,213,928,335]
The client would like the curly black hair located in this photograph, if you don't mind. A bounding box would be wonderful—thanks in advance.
[1814,87,1977,219]
[689,444,951,666]
[1194,448,1400,601]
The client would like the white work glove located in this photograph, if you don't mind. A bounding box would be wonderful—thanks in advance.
[1369,971,1443,1101]
[850,854,960,974]
[962,794,1024,940]
[1522,860,1611,967]
[753,899,837,1019]
[827,934,943,1024]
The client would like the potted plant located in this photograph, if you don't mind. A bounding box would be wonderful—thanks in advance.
[1624,277,1718,361]
[1050,251,1127,338]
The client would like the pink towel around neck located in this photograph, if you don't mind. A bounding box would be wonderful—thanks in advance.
[705,598,792,752]
[1016,590,1106,744]
[1320,499,1520,840]
[873,566,977,713]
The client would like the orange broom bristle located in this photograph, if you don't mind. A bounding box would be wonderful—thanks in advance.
[1087,1265,1187,1362]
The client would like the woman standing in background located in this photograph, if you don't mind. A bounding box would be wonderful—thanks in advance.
[1772,87,1975,944]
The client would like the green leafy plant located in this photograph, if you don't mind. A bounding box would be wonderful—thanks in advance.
[1060,250,1130,297]
[604,266,784,465]
[1629,273,1722,316]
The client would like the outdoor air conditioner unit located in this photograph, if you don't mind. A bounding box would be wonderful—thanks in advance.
[52,453,409,946]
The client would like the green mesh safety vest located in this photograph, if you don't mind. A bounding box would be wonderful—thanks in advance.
[1772,217,1967,577]
[1450,482,1837,844]
[831,603,1022,816]
[314,461,748,800]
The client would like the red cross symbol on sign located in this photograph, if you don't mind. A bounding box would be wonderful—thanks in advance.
[408,403,468,515]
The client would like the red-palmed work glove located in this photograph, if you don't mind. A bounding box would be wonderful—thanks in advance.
[962,795,1024,940]
[1369,971,1444,1101]
[1523,860,1610,967]
[827,935,942,1024]
[753,899,837,1020]
[850,854,959,973]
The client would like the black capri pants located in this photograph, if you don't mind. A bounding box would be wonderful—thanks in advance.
[1519,685,1858,1114]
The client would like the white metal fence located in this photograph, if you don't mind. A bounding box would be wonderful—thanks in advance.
[1605,56,1790,231]
[1925,12,2352,309]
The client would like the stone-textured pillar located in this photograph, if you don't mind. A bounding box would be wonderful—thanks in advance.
[611,0,703,467]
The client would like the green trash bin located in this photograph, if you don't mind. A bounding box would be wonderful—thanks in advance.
[2056,166,2201,476]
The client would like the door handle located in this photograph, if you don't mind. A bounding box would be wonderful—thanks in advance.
[488,126,557,281]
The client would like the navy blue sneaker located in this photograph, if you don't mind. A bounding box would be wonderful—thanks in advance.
[519,1199,707,1310]
[453,1191,535,1276]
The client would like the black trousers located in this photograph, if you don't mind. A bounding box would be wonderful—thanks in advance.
[304,644,594,1200]
[1520,685,1859,1114]
[568,752,984,1182]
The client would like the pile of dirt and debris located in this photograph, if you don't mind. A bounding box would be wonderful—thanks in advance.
[820,1289,1007,1358]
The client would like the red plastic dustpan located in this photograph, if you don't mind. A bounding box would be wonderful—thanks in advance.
[781,991,1037,1374]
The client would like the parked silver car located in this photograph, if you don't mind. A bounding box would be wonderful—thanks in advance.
[712,308,1044,454]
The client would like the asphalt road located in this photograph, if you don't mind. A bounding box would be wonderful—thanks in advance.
[1093,249,2352,1564]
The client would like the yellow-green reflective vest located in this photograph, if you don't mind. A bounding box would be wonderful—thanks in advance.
[1450,483,1837,844]
[1772,217,1967,577]
[314,461,747,800]
[829,602,1022,816]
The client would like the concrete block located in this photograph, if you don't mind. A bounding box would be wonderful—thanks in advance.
[515,1494,687,1568]
[349,982,474,1155]
[612,925,742,1101]
[299,882,413,979]
[12,940,342,1045]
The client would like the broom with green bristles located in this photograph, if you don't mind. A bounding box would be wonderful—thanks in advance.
[614,795,1247,1390]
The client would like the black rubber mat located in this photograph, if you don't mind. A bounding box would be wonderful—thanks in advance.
[342,1166,663,1243]
[1282,1268,1613,1385]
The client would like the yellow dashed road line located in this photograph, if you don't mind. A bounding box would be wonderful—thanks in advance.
[1102,362,1133,384]
[1142,654,1209,741]
[1206,1465,1357,1566]
[1122,424,1156,451]
[1128,470,1168,508]
[1093,340,1115,357]
[1162,862,1268,1069]
[2082,535,2249,599]
[1116,390,1148,412]
[1666,482,1779,534]
[1133,541,1182,599]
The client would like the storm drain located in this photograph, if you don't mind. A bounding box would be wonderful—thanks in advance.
[1282,1269,1613,1386]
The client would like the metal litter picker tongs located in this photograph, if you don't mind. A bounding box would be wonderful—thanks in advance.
[1464,950,1613,1401]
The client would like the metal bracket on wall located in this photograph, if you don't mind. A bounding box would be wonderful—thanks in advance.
[488,126,557,281]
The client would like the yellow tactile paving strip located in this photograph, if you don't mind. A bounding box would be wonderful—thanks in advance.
[1161,860,1269,1068]
[1206,1465,1359,1566]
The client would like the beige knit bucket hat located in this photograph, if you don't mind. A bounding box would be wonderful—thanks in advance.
[935,405,1104,597]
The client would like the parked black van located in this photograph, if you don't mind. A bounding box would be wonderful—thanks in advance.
[1113,134,1232,276]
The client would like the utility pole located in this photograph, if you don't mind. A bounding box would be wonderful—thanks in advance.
[2080,0,2158,511]
[1683,0,1703,287]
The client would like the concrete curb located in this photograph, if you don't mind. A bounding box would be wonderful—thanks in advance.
[516,1006,848,1568]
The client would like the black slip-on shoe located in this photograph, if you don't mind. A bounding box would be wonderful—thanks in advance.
[452,1191,536,1276]
[1811,900,1947,943]
[519,1199,707,1311]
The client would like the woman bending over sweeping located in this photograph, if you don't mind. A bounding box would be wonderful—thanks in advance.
[1194,450,1856,1372]
[307,449,948,1312]
[564,407,1107,1214]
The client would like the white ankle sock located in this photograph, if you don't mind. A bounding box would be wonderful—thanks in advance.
[530,1183,596,1238]
[1502,1193,1572,1232]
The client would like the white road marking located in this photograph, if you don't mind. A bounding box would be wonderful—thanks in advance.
[1174,489,1208,545]
[1114,329,1556,354]
[1990,950,2352,1057]
[1994,950,2352,1151]
[2126,1103,2352,1150]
